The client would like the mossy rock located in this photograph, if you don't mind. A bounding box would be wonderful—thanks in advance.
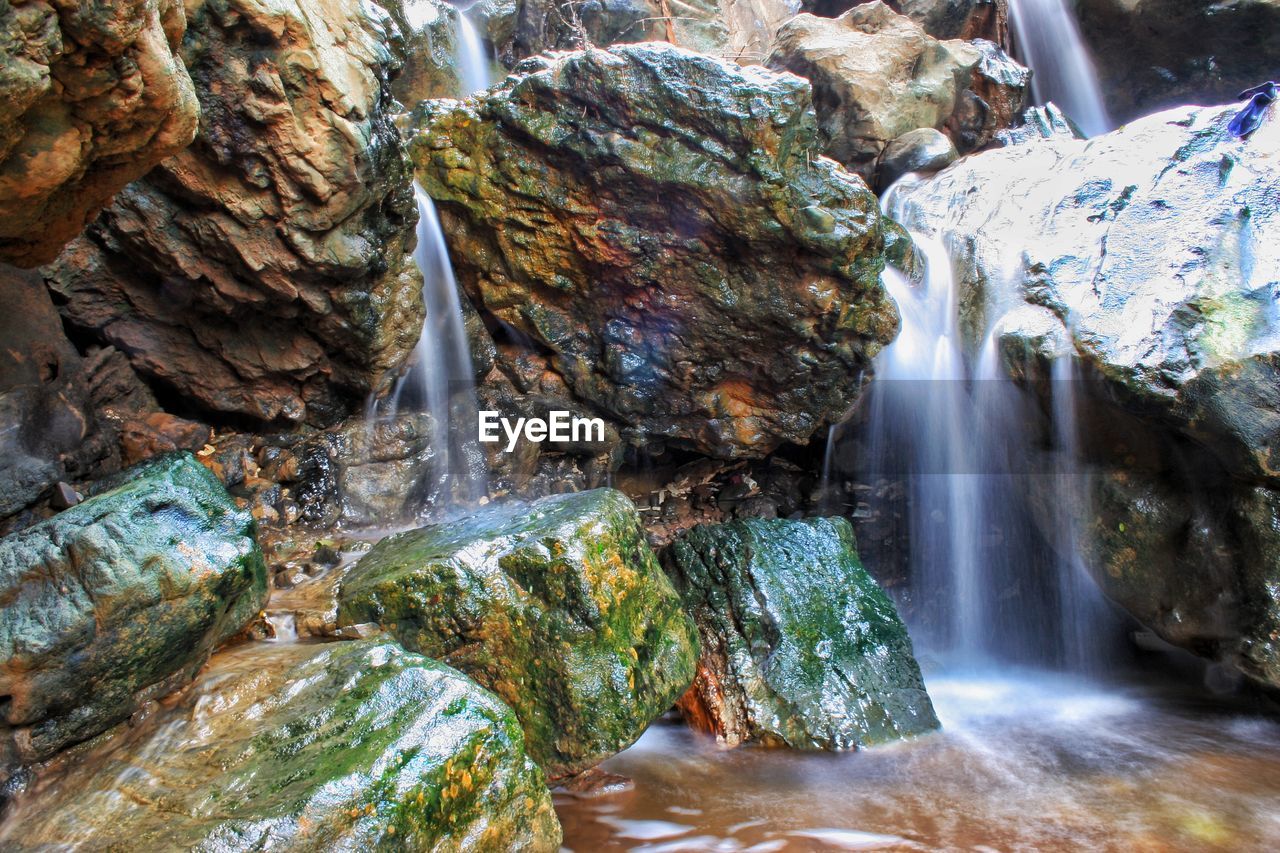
[0,640,561,851]
[664,516,939,749]
[338,488,699,779]
[0,452,267,779]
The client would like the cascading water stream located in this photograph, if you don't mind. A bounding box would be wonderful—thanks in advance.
[368,2,494,513]
[1008,0,1111,136]
[851,180,1121,669]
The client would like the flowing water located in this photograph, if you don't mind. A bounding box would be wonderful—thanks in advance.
[557,669,1280,851]
[1008,0,1110,136]
[366,8,493,510]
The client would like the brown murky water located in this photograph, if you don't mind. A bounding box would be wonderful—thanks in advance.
[556,669,1280,852]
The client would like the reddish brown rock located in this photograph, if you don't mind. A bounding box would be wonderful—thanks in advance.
[0,0,199,267]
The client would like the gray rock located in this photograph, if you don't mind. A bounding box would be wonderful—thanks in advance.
[878,127,959,190]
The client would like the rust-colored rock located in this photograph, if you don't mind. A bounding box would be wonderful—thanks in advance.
[43,0,424,428]
[0,0,199,266]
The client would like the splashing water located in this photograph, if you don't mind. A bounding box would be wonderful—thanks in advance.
[1009,0,1111,136]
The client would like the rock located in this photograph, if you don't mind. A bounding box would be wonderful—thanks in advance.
[663,516,939,748]
[119,412,212,467]
[0,265,109,523]
[767,5,1022,182]
[801,0,1009,42]
[42,0,424,429]
[877,127,958,190]
[475,0,731,67]
[337,488,700,779]
[947,36,1028,153]
[0,641,562,851]
[1075,0,1280,126]
[387,0,468,103]
[247,412,447,530]
[0,0,199,266]
[411,43,897,459]
[887,103,1280,686]
[0,452,268,781]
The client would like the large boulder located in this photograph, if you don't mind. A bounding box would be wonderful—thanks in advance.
[801,0,1009,42]
[1076,0,1280,126]
[42,0,424,429]
[767,4,1026,182]
[886,104,1280,687]
[0,452,268,782]
[0,641,562,851]
[387,0,470,104]
[664,516,939,749]
[410,43,898,459]
[0,0,199,267]
[337,488,699,779]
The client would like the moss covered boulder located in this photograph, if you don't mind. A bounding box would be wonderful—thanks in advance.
[0,641,561,851]
[0,452,267,782]
[410,43,898,459]
[664,516,939,749]
[338,488,699,779]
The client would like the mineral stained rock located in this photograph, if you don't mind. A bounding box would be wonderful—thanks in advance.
[0,452,267,781]
[43,0,423,428]
[411,43,898,459]
[338,488,699,779]
[0,641,562,851]
[664,516,939,749]
[0,0,199,266]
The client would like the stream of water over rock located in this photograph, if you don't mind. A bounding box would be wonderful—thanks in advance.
[1008,0,1110,136]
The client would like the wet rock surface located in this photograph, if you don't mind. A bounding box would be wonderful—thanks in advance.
[889,104,1280,687]
[0,452,267,781]
[42,0,423,429]
[0,640,562,851]
[0,0,199,266]
[802,0,1008,42]
[412,42,897,459]
[338,488,700,779]
[663,516,939,748]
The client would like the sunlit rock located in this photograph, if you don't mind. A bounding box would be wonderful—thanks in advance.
[0,452,267,784]
[410,43,898,459]
[41,0,423,428]
[801,0,1009,42]
[889,103,1280,687]
[0,0,199,267]
[768,4,1027,182]
[337,487,699,779]
[664,516,939,748]
[0,641,562,851]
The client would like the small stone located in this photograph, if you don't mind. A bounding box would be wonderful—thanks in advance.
[49,482,81,511]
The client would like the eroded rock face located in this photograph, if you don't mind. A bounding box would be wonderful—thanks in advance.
[768,4,1025,182]
[888,104,1280,687]
[1076,0,1280,126]
[411,43,897,459]
[664,516,939,749]
[0,452,267,782]
[43,0,423,429]
[337,488,699,779]
[0,0,199,267]
[0,641,562,851]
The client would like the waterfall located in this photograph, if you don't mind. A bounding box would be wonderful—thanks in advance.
[367,4,494,514]
[1008,0,1110,137]
[454,6,492,96]
[845,181,1121,668]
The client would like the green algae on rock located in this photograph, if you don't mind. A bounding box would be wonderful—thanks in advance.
[0,640,561,851]
[664,516,939,749]
[409,42,898,459]
[0,452,267,781]
[338,488,699,779]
